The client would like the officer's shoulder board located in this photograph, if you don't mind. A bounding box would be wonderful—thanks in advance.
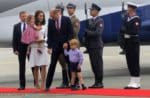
[96,17,104,28]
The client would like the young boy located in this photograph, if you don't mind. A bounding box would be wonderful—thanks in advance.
[63,39,86,90]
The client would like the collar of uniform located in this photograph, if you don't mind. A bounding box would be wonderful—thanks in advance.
[93,16,99,20]
[127,15,139,22]
[69,14,75,18]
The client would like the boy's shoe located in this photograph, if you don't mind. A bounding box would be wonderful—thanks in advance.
[81,84,87,90]
[71,85,79,90]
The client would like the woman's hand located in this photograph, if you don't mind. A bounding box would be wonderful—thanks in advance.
[48,48,52,54]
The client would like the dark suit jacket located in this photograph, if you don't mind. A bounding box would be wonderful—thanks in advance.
[47,16,73,49]
[12,23,28,53]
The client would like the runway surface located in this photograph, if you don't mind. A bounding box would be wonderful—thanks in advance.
[0,46,150,98]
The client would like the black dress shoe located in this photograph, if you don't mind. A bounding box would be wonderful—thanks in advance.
[83,50,88,54]
[71,85,79,90]
[89,83,104,88]
[124,86,140,89]
[119,51,126,55]
[56,83,70,89]
[45,88,49,92]
[75,83,80,89]
[17,87,25,90]
[81,84,87,90]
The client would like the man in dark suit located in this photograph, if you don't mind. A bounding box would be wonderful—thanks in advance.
[12,11,28,90]
[85,4,104,88]
[45,8,73,91]
[55,4,71,88]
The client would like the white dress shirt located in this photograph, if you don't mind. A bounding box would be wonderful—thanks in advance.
[21,22,27,33]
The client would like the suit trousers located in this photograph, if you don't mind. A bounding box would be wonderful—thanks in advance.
[46,47,69,88]
[88,48,103,84]
[18,45,28,88]
[58,53,69,84]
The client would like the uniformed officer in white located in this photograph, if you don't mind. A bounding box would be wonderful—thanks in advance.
[123,2,141,89]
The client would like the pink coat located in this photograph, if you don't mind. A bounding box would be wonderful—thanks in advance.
[21,25,39,44]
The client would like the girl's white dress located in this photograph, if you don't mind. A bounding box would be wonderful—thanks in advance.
[29,26,49,68]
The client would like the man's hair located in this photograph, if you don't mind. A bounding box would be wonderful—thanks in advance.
[53,9,60,15]
[19,11,27,16]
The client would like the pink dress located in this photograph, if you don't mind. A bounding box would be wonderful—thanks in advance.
[21,25,38,44]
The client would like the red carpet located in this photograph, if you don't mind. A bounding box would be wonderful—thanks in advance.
[0,87,150,97]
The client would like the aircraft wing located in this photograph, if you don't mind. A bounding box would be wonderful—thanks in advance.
[0,0,37,13]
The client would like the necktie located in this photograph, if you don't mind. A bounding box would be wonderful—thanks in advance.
[23,23,26,32]
[56,20,59,30]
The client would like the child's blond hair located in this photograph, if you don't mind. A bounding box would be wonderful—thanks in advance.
[27,15,34,24]
[69,39,80,47]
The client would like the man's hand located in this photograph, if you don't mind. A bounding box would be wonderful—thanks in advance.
[48,48,52,54]
[63,43,68,49]
[14,51,19,55]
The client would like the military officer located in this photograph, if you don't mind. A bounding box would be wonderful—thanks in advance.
[85,3,104,88]
[123,2,141,89]
[66,3,80,40]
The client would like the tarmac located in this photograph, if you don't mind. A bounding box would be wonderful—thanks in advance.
[0,46,150,98]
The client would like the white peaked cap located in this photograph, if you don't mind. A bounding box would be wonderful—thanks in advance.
[127,2,138,8]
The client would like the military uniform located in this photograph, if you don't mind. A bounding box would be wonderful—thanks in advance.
[70,15,80,39]
[123,2,141,89]
[124,15,141,76]
[119,15,128,55]
[67,3,80,40]
[85,3,104,88]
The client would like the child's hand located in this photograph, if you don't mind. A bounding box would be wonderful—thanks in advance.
[34,25,42,31]
[63,43,68,49]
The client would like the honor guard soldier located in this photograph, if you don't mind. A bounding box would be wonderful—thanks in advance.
[123,2,141,89]
[85,3,104,88]
[67,3,80,40]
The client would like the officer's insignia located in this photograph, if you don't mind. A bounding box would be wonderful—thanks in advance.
[135,22,139,26]
[100,24,103,27]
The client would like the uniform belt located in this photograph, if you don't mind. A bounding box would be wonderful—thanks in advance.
[124,34,138,39]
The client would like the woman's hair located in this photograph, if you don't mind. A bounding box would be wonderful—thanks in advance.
[27,15,34,24]
[34,10,46,25]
